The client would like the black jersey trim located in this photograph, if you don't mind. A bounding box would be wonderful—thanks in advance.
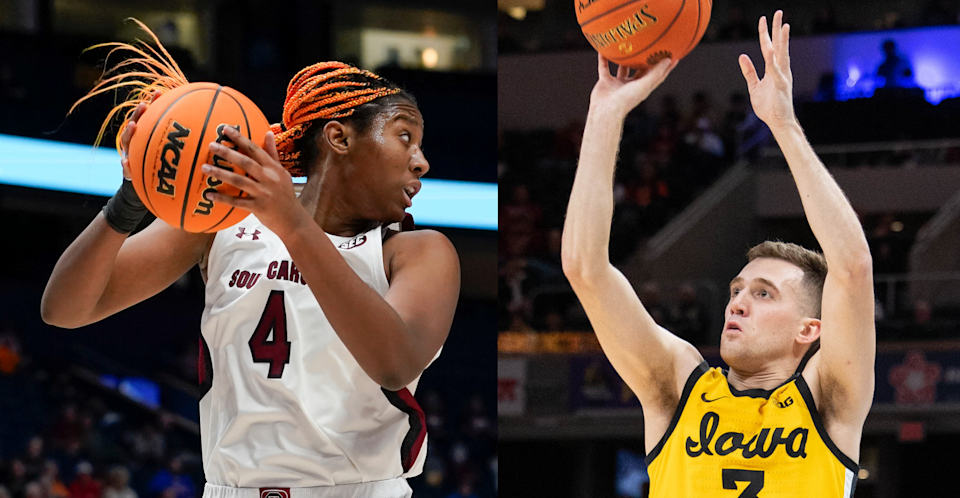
[795,374,860,474]
[382,387,427,473]
[796,340,821,375]
[720,341,822,399]
[722,370,800,399]
[644,360,709,466]
[198,334,213,398]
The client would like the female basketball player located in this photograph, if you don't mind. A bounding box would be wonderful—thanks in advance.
[41,23,460,498]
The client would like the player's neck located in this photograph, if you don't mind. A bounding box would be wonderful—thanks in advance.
[726,362,797,393]
[298,174,378,237]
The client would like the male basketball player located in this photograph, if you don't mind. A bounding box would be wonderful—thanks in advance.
[41,27,459,498]
[562,11,872,497]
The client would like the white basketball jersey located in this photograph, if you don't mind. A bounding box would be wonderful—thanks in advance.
[198,213,429,488]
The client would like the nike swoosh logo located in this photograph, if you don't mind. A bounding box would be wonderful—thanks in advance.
[701,393,727,403]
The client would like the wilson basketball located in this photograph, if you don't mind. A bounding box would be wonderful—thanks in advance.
[576,0,712,69]
[127,82,271,233]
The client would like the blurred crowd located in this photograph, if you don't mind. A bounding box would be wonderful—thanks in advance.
[865,213,960,341]
[498,89,752,342]
[498,77,960,344]
[0,325,497,498]
[713,2,960,41]
[0,360,203,498]
[411,392,497,498]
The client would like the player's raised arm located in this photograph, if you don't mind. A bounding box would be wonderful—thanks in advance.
[42,96,213,329]
[561,55,702,417]
[739,11,875,423]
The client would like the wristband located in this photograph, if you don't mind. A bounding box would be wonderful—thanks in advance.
[102,179,148,234]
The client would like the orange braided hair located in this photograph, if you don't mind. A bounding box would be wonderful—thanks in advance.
[67,18,189,158]
[69,21,403,177]
[270,62,403,176]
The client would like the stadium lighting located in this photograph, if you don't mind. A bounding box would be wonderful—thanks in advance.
[0,133,497,231]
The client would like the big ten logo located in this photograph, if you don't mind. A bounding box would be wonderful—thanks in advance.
[157,121,191,196]
[195,124,241,215]
[228,269,261,289]
[776,396,794,408]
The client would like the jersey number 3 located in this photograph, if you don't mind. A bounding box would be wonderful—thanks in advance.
[722,469,764,498]
[249,290,291,378]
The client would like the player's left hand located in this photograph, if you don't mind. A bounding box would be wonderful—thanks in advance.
[201,126,307,237]
[739,10,797,132]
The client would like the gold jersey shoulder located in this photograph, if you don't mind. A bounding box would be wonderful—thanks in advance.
[646,363,859,498]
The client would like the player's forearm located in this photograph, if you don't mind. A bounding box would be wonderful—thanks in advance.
[562,105,625,281]
[772,122,871,272]
[41,213,128,328]
[278,218,422,390]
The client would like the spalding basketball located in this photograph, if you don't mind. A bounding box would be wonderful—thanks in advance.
[576,0,712,69]
[127,82,271,233]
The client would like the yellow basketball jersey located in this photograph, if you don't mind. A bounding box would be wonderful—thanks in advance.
[646,361,859,498]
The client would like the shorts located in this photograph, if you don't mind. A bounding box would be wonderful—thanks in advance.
[202,479,412,498]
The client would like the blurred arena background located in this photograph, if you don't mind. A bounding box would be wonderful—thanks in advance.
[0,2,496,498]
[498,1,960,497]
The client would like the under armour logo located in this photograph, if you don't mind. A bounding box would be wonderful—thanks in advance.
[237,227,261,240]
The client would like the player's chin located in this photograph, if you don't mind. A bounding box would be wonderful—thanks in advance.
[719,343,738,367]
[381,206,406,224]
[719,336,742,360]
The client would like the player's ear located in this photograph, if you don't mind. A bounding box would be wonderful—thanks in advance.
[322,121,351,155]
[798,317,821,345]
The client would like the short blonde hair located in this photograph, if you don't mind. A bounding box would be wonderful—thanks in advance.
[747,241,828,318]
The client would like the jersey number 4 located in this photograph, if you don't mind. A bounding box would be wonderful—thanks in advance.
[248,290,291,378]
[722,469,764,498]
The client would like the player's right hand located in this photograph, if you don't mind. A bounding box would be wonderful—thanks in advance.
[120,90,162,180]
[589,54,675,120]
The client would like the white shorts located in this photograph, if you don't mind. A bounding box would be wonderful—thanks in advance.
[202,480,412,498]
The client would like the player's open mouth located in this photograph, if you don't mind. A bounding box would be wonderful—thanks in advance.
[724,321,742,332]
[403,182,421,208]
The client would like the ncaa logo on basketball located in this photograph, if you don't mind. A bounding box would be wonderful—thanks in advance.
[339,234,366,250]
[258,489,289,498]
[156,121,190,196]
